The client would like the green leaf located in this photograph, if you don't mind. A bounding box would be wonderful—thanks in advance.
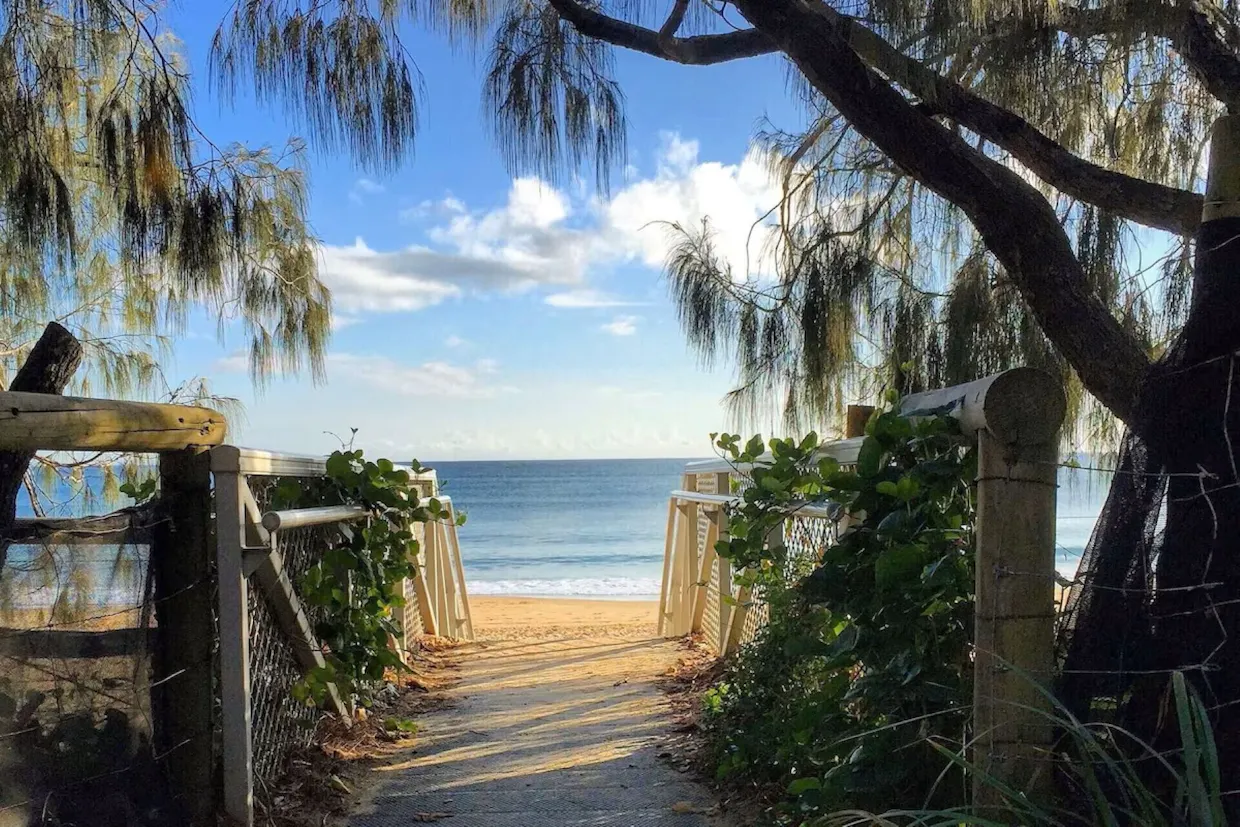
[875,544,925,588]
[787,777,822,795]
[857,437,883,478]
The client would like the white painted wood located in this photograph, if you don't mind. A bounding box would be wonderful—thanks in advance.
[691,512,720,633]
[213,467,254,827]
[683,436,865,475]
[445,505,475,640]
[438,520,462,637]
[210,445,326,477]
[657,498,677,637]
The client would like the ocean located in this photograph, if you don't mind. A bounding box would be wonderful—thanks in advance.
[2,458,1110,609]
[436,458,1110,599]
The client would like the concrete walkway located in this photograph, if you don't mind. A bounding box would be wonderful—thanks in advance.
[349,633,722,826]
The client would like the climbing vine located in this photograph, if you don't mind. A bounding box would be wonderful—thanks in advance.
[272,450,462,707]
[705,407,977,819]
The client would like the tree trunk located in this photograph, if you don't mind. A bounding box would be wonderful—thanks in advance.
[0,322,84,574]
[1128,117,1240,788]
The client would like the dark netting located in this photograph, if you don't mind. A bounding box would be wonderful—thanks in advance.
[1056,434,1166,719]
[0,513,182,827]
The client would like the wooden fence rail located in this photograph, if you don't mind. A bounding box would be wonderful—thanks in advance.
[211,446,474,827]
[1,394,474,827]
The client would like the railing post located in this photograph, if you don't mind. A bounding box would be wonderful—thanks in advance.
[210,448,254,827]
[445,505,475,640]
[151,448,216,825]
[657,497,678,637]
[972,425,1059,809]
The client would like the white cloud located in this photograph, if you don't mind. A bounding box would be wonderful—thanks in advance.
[211,351,248,373]
[444,335,469,348]
[544,290,640,309]
[474,358,499,374]
[601,315,639,336]
[329,353,512,398]
[349,177,386,204]
[320,135,786,320]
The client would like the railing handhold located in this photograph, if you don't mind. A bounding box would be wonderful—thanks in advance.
[260,504,369,532]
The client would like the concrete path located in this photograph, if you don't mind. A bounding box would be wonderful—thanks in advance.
[349,633,722,826]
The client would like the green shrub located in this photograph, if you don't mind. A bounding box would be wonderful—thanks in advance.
[815,672,1225,827]
[705,409,976,820]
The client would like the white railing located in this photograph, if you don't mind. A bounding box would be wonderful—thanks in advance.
[210,446,473,827]
[658,439,861,655]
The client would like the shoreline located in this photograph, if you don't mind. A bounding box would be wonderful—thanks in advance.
[468,595,659,640]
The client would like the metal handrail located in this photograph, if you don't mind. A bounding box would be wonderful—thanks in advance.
[683,436,867,474]
[260,494,457,532]
[669,490,842,521]
[261,505,368,532]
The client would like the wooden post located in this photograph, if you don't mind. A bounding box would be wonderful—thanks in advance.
[678,500,700,636]
[439,520,462,637]
[445,506,475,639]
[973,430,1058,810]
[151,449,215,826]
[657,497,678,636]
[691,511,721,633]
[845,404,874,438]
[210,452,254,827]
[712,472,733,653]
[412,541,437,636]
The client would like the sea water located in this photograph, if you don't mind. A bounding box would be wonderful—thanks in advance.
[2,458,1110,607]
[437,459,1110,599]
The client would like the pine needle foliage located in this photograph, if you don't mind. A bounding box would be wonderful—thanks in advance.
[464,0,1229,447]
[0,0,342,399]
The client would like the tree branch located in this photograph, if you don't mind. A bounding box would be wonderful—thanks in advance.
[657,0,690,57]
[729,0,1151,423]
[834,13,1203,236]
[545,0,1203,236]
[544,0,776,65]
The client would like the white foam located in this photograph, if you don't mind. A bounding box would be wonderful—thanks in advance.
[466,577,661,598]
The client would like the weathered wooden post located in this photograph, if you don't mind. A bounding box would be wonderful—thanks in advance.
[900,368,1065,811]
[845,404,874,438]
[151,448,217,825]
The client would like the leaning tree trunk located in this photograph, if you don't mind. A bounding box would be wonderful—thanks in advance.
[0,322,84,575]
[1128,115,1240,784]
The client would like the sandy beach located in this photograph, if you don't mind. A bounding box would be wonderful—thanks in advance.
[467,595,660,641]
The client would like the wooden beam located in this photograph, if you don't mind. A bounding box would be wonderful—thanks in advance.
[691,512,721,634]
[899,368,1066,446]
[151,449,215,826]
[8,512,153,545]
[0,392,226,452]
[0,627,153,658]
[845,405,874,438]
[657,497,677,637]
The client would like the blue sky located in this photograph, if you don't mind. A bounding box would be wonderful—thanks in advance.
[161,4,807,460]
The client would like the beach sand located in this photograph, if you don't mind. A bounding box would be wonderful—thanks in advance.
[467,595,660,641]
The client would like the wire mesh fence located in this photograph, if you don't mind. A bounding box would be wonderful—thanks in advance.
[244,479,336,791]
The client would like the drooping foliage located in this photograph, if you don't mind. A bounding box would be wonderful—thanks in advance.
[0,0,339,400]
[452,0,1221,447]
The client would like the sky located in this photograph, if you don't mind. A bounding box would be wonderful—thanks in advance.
[159,3,809,461]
